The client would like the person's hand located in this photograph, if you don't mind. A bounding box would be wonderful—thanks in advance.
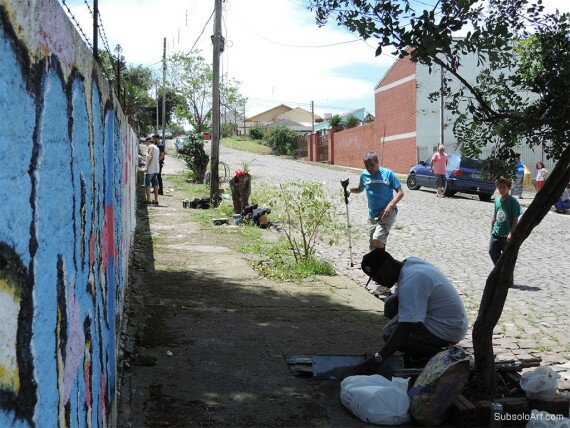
[381,205,393,219]
[507,232,512,243]
[350,354,383,376]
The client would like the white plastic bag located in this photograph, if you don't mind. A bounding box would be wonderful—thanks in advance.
[525,410,570,428]
[340,374,411,425]
[520,366,561,401]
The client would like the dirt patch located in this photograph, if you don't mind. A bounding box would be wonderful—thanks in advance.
[118,171,387,427]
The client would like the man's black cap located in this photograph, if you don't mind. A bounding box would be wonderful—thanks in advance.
[361,248,395,281]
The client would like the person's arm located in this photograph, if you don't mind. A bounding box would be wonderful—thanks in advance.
[381,187,404,219]
[351,322,416,375]
[146,146,154,171]
[430,157,435,173]
[348,186,363,194]
[490,215,495,235]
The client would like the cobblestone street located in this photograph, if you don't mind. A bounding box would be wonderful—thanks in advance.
[208,143,570,388]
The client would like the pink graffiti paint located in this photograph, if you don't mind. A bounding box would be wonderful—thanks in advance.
[102,205,115,271]
[63,279,86,403]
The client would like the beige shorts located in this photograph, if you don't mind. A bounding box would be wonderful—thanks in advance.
[368,207,398,249]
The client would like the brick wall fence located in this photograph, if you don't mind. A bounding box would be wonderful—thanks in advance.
[0,0,137,426]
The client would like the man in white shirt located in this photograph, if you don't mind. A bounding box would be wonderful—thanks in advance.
[354,249,468,373]
[144,138,160,205]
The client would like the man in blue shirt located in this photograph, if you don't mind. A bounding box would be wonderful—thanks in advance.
[348,151,404,250]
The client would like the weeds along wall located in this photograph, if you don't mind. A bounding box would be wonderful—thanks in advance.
[0,0,137,426]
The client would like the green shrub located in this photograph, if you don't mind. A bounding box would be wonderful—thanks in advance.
[343,114,361,129]
[265,126,301,156]
[257,181,343,262]
[221,122,237,138]
[249,124,265,140]
[177,132,209,182]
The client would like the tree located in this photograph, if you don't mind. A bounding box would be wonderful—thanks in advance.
[310,0,570,394]
[169,51,246,134]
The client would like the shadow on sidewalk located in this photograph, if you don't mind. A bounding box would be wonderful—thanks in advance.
[117,174,384,427]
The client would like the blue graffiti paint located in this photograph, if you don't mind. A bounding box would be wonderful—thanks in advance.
[32,66,74,425]
[0,23,35,267]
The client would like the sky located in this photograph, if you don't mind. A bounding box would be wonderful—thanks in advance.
[63,0,569,119]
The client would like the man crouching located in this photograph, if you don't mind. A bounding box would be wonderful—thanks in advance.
[354,249,468,373]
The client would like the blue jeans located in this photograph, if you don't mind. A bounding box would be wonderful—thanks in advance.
[489,234,507,265]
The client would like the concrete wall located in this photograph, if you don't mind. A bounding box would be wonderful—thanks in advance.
[0,0,137,426]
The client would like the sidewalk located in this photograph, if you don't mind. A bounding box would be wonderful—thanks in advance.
[118,155,385,426]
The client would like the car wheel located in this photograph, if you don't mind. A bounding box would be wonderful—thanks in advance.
[443,182,455,196]
[479,193,492,201]
[407,174,420,190]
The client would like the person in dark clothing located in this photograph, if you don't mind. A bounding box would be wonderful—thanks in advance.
[154,134,165,195]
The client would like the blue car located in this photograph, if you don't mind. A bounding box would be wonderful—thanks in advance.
[406,154,496,201]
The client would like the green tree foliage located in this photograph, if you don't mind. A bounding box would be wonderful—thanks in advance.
[328,114,343,131]
[249,124,266,140]
[343,114,361,129]
[265,126,301,156]
[310,0,570,394]
[169,51,246,133]
[260,182,342,262]
[177,132,210,182]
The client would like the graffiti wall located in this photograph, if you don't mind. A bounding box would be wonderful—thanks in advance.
[0,0,137,426]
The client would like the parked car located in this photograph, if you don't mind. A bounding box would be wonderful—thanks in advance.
[406,154,496,201]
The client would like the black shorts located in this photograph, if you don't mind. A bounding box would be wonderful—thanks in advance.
[435,174,447,188]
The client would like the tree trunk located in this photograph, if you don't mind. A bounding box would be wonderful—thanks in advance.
[229,173,251,214]
[473,145,570,394]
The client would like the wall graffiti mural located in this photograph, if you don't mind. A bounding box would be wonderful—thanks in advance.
[0,0,136,426]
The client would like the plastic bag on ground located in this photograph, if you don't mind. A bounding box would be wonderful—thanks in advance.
[340,374,411,425]
[520,366,561,401]
[525,410,570,428]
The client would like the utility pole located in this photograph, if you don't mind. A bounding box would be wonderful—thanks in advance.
[243,104,246,136]
[210,0,223,206]
[162,38,166,142]
[439,64,445,148]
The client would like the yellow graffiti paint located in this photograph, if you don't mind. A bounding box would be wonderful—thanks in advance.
[0,364,20,393]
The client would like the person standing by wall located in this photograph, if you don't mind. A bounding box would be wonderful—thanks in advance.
[154,134,165,196]
[145,138,160,205]
[430,145,449,198]
[535,161,549,191]
[489,177,521,265]
[510,153,525,199]
[348,151,404,251]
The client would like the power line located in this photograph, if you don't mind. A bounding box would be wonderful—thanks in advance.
[187,8,215,54]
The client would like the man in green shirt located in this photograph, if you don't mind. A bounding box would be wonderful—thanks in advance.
[489,177,522,265]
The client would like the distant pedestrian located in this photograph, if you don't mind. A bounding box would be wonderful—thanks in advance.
[145,138,160,205]
[489,177,522,265]
[348,151,404,251]
[430,145,448,197]
[535,161,549,191]
[154,134,165,195]
[510,153,525,199]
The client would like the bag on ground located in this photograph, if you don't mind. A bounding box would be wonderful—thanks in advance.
[340,374,411,425]
[408,346,471,426]
[520,366,561,401]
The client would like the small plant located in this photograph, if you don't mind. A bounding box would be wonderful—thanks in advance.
[328,114,343,131]
[258,181,343,262]
[249,124,265,140]
[343,114,361,129]
[177,132,209,182]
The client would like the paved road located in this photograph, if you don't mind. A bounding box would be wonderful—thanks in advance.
[172,142,570,388]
